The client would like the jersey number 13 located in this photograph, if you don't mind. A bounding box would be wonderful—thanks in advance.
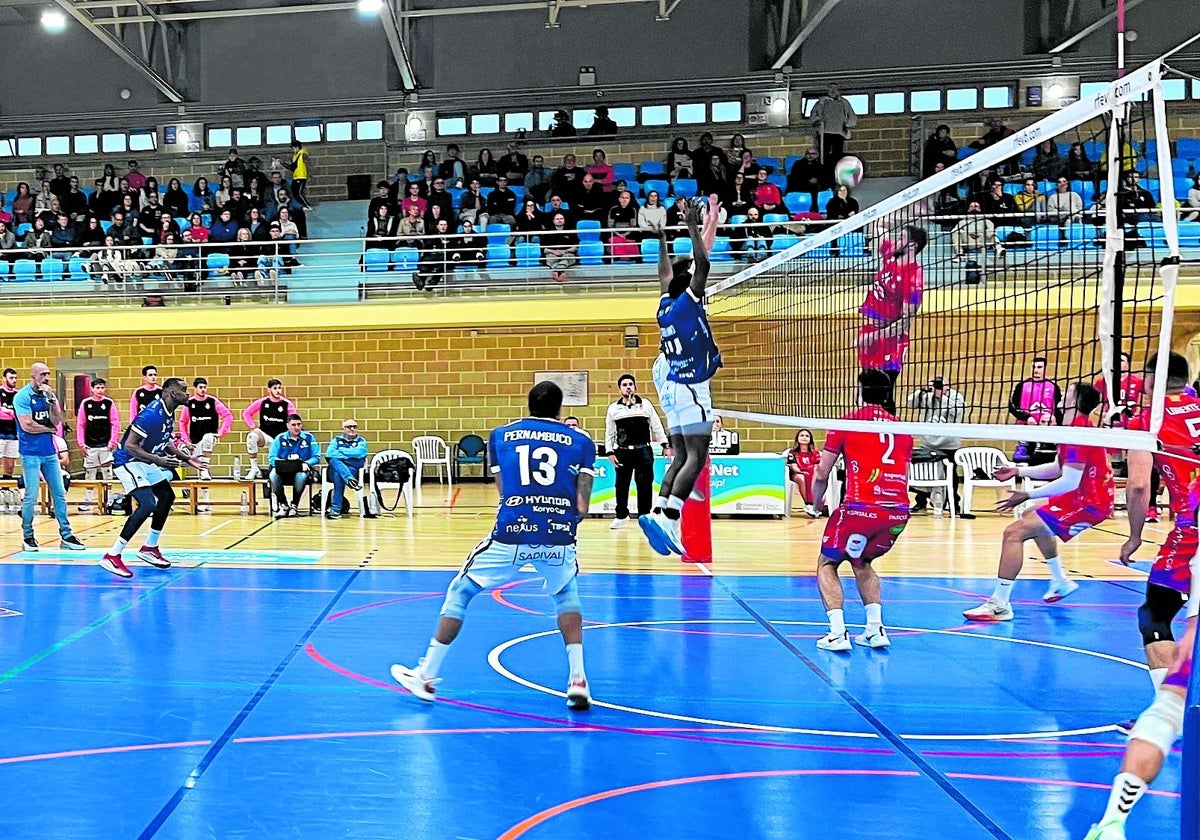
[516,444,558,486]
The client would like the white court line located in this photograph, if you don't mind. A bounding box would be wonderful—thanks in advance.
[487,618,1142,742]
[199,521,233,537]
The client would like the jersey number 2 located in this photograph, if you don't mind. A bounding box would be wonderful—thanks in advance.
[878,433,896,465]
[516,444,558,486]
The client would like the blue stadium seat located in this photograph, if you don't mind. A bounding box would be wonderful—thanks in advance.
[175,217,190,232]
[448,187,465,205]
[1177,138,1200,161]
[202,214,212,227]
[0,260,7,281]
[638,160,665,178]
[15,223,31,238]
[1145,223,1168,249]
[576,220,601,243]
[100,220,113,234]
[729,215,748,226]
[1141,178,1160,199]
[1084,140,1105,161]
[768,174,787,191]
[784,193,812,215]
[957,147,978,160]
[1056,143,1071,158]
[542,202,570,213]
[672,237,693,259]
[1144,139,1158,161]
[392,247,419,273]
[1018,148,1036,167]
[839,232,868,256]
[1070,180,1096,207]
[673,178,698,199]
[613,163,637,184]
[640,238,660,263]
[757,156,780,175]
[41,257,65,281]
[578,241,604,266]
[1175,176,1193,201]
[485,222,511,237]
[643,179,670,200]
[1002,183,1022,195]
[480,187,494,200]
[515,241,540,268]
[4,189,15,209]
[1065,224,1097,250]
[363,249,389,272]
[13,259,37,282]
[994,226,1025,246]
[188,191,207,214]
[804,238,832,258]
[1037,181,1054,195]
[206,253,230,278]
[1171,158,1192,178]
[784,154,803,173]
[510,185,525,202]
[1030,225,1063,250]
[763,213,790,225]
[486,243,511,268]
[1177,221,1200,248]
[710,237,734,261]
[815,190,833,213]
[68,256,90,281]
[771,234,801,254]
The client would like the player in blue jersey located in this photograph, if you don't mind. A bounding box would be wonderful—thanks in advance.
[103,377,205,579]
[639,195,722,556]
[391,381,598,710]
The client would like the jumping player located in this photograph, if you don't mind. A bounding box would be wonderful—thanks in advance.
[241,378,296,480]
[811,369,914,650]
[180,377,233,480]
[103,377,203,579]
[0,367,19,478]
[390,382,597,709]
[639,197,722,556]
[857,220,928,413]
[76,377,119,480]
[129,364,161,420]
[963,382,1113,621]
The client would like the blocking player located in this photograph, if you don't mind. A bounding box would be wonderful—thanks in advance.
[0,367,19,477]
[857,220,928,413]
[639,196,722,556]
[390,381,597,709]
[76,377,119,480]
[180,377,233,480]
[963,382,1113,621]
[129,364,161,420]
[811,369,914,651]
[241,378,297,480]
[103,377,204,579]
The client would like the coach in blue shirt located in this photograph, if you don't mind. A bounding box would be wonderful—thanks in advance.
[324,419,367,519]
[267,413,320,518]
[15,363,85,552]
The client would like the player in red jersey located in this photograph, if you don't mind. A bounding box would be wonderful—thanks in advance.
[1085,352,1200,840]
[1094,351,1145,428]
[856,221,928,413]
[963,381,1113,621]
[811,369,914,651]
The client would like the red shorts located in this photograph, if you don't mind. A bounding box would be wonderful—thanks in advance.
[1150,526,1197,595]
[856,326,909,371]
[1035,496,1110,542]
[821,503,909,566]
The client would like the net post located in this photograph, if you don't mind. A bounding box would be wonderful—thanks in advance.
[681,458,712,564]
[1185,651,1200,840]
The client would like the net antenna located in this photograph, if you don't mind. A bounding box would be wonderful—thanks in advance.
[708,55,1181,451]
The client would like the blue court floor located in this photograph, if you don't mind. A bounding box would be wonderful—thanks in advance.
[0,563,1185,839]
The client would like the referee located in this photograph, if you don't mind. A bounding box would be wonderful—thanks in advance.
[604,374,667,529]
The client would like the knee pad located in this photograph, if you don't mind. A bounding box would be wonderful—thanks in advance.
[246,431,261,455]
[1139,586,1184,646]
[198,433,218,455]
[439,574,483,620]
[1128,689,1185,757]
[550,577,582,616]
[155,482,176,505]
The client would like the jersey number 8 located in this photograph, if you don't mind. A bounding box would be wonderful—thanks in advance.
[516,444,558,486]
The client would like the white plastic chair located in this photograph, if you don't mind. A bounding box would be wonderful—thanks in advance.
[907,458,956,518]
[412,435,452,487]
[318,462,368,517]
[955,447,1017,516]
[368,449,415,517]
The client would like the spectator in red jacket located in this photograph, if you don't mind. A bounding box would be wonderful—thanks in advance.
[753,168,783,215]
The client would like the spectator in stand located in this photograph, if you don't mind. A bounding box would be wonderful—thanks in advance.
[810,83,857,173]
[224,187,250,223]
[458,178,489,230]
[728,172,754,216]
[487,175,518,228]
[135,205,159,244]
[1045,177,1084,227]
[1183,175,1200,223]
[577,173,609,223]
[148,232,182,282]
[551,154,586,205]
[787,147,825,211]
[397,203,426,249]
[365,203,398,252]
[437,144,468,184]
[0,221,17,266]
[246,207,270,242]
[550,109,576,137]
[416,217,452,291]
[638,190,667,233]
[158,178,187,219]
[451,219,486,269]
[906,376,966,515]
[385,167,410,203]
[969,118,1017,184]
[138,176,160,211]
[98,164,120,209]
[825,184,859,222]
[246,179,268,215]
[981,179,1018,224]
[36,197,62,230]
[697,151,732,204]
[256,225,289,283]
[244,157,271,199]
[324,419,368,519]
[87,179,110,219]
[786,429,821,508]
[270,170,289,200]
[525,154,552,204]
[732,148,761,181]
[277,206,300,243]
[542,212,579,282]
[729,133,751,158]
[1066,142,1101,190]
[60,176,89,222]
[607,190,640,257]
[498,142,529,185]
[89,234,138,284]
[215,175,234,209]
[739,206,771,262]
[951,201,996,259]
[219,147,246,188]
[928,162,963,225]
[11,183,35,227]
[426,203,447,236]
[187,212,210,243]
[1118,170,1156,227]
[368,181,396,225]
[227,228,258,283]
[23,218,51,264]
[49,164,70,199]
[400,181,427,218]
[1014,177,1044,228]
[0,195,10,226]
[109,210,137,245]
[425,177,454,224]
[49,213,77,250]
[177,230,201,291]
[419,149,438,172]
[667,136,693,181]
[34,180,55,217]
[690,132,727,173]
[475,148,499,188]
[414,164,435,199]
[587,149,615,192]
[753,168,784,215]
[125,160,147,191]
[923,124,958,177]
[588,106,618,138]
[76,216,104,255]
[1032,139,1066,182]
[514,199,544,241]
[209,208,239,245]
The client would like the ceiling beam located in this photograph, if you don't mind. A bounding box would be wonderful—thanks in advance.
[771,0,846,69]
[1048,0,1147,54]
[49,0,185,102]
[379,0,417,92]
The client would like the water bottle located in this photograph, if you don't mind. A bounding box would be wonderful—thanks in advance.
[239,490,249,515]
[233,456,242,479]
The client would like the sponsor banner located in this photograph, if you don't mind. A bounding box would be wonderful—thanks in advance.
[590,455,786,516]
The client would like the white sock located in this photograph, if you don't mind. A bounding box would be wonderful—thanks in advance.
[991,578,1015,606]
[566,642,585,680]
[1045,556,1066,584]
[420,638,450,679]
[864,602,882,631]
[1100,772,1147,825]
[145,529,162,548]
[666,496,685,511]
[827,608,846,637]
[1150,667,1168,690]
[654,495,668,512]
[109,537,128,556]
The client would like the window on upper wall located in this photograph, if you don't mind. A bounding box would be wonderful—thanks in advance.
[504,112,534,133]
[74,135,99,154]
[874,92,905,114]
[1161,78,1186,101]
[46,135,71,155]
[471,113,500,135]
[1079,81,1108,101]
[294,123,321,144]
[676,103,706,124]
[641,105,671,126]
[129,130,156,151]
[711,100,743,123]
[844,94,870,116]
[947,88,978,110]
[208,127,233,149]
[266,124,293,146]
[608,107,637,127]
[0,139,13,158]
[572,109,595,131]
[437,116,467,136]
[537,111,557,131]
[1193,79,1200,99]
[910,90,941,112]
[236,126,263,147]
[325,122,353,142]
[356,119,383,140]
[983,85,1014,108]
[17,137,41,157]
[102,133,128,153]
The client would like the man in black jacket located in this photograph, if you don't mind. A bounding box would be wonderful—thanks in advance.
[486,176,518,228]
[368,181,397,226]
[498,143,529,185]
[551,154,585,206]
[786,147,826,211]
[451,219,486,269]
